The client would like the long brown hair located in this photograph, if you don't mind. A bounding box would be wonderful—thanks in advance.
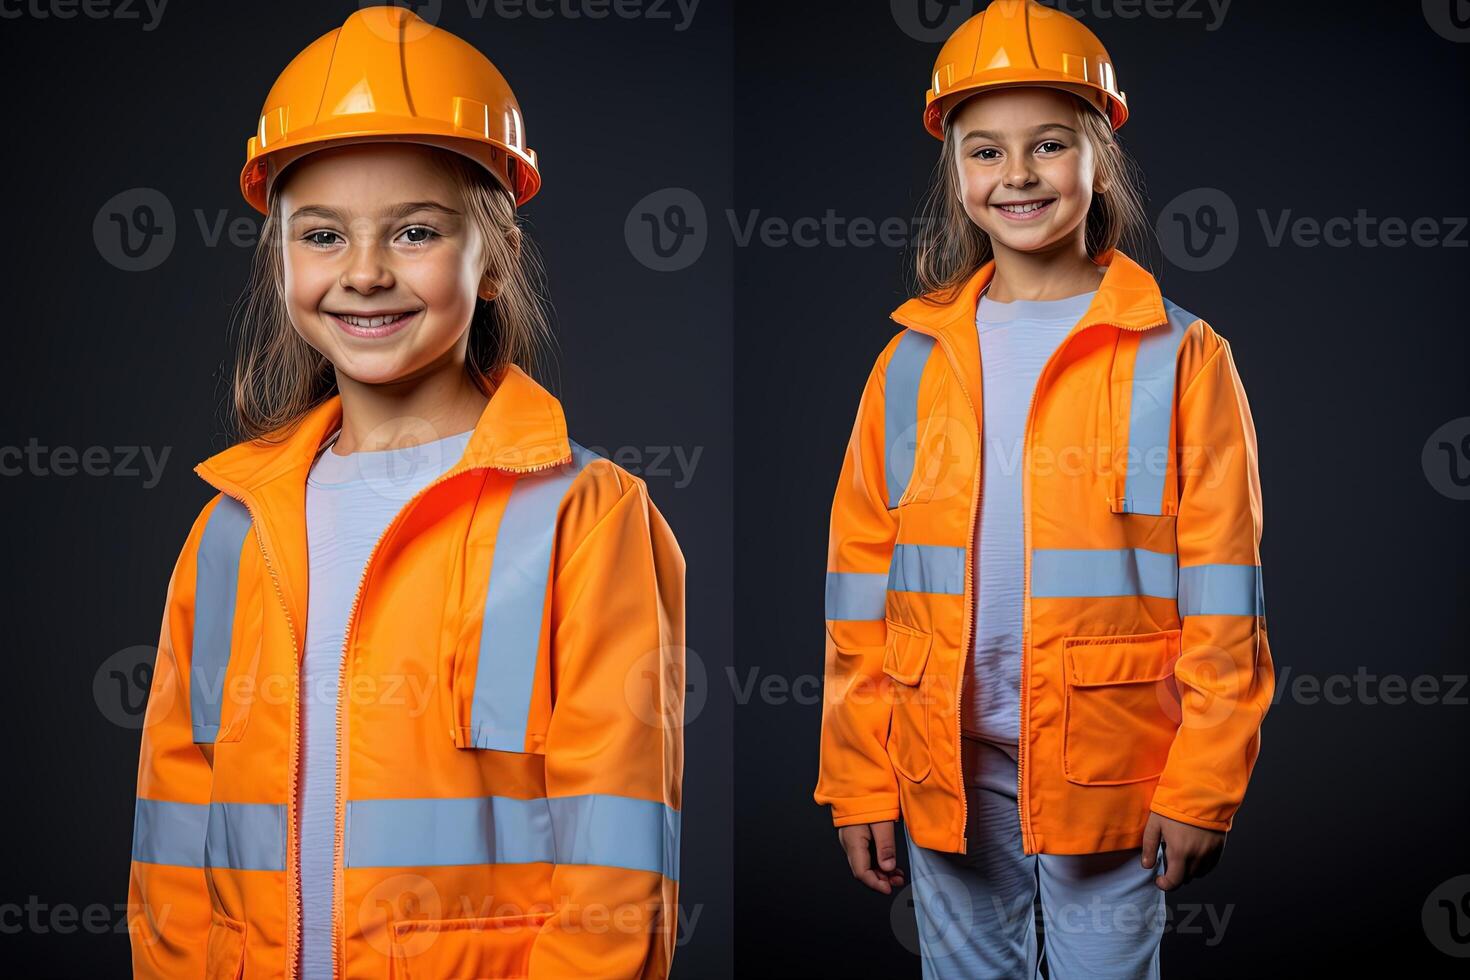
[225,147,555,443]
[909,93,1151,303]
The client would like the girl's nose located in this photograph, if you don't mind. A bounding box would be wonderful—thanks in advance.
[1003,160,1036,188]
[339,237,394,293]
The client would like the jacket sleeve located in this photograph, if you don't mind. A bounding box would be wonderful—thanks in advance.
[127,498,219,977]
[814,340,903,827]
[528,471,685,980]
[1150,325,1276,832]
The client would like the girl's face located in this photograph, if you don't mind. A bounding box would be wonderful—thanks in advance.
[949,87,1101,256]
[278,142,495,387]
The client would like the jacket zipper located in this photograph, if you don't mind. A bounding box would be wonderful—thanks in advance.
[1017,317,1164,854]
[327,449,571,978]
[198,447,572,980]
[893,309,1164,856]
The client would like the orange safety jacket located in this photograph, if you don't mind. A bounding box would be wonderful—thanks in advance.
[127,363,685,979]
[815,248,1274,855]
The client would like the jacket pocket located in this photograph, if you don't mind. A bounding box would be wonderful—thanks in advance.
[388,911,551,980]
[881,619,934,783]
[205,909,247,980]
[1062,628,1182,786]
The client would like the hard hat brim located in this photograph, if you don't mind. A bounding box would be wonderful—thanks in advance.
[927,75,1128,140]
[242,121,540,215]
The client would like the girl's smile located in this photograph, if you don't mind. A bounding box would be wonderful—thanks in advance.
[992,197,1057,221]
[327,308,422,339]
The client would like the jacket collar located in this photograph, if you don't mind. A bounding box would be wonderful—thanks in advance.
[890,247,1167,337]
[193,361,572,495]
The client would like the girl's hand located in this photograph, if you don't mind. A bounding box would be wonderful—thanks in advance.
[1141,811,1226,891]
[838,821,907,895]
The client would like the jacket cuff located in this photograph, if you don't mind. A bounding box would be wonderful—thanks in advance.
[1149,799,1232,833]
[827,798,902,828]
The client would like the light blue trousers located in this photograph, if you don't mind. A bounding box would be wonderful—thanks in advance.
[904,735,1167,979]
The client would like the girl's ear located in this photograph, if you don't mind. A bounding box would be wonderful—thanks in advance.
[478,273,500,301]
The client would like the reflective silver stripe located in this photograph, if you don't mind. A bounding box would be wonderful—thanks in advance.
[1031,547,1178,599]
[206,802,288,871]
[346,793,681,880]
[1179,563,1264,617]
[1118,300,1193,515]
[887,542,965,595]
[824,571,888,621]
[191,495,253,743]
[132,798,206,867]
[470,442,603,752]
[884,330,936,507]
[132,798,286,871]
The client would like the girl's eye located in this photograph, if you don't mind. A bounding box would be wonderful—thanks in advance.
[971,148,1000,160]
[1037,140,1066,153]
[304,230,342,247]
[399,226,439,246]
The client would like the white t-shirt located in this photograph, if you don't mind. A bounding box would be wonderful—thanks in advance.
[296,425,473,979]
[963,288,1098,744]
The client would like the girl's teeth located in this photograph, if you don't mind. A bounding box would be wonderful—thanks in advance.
[342,312,408,328]
[999,201,1049,213]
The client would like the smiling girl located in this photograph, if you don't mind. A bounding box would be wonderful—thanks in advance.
[815,1,1273,976]
[127,8,684,979]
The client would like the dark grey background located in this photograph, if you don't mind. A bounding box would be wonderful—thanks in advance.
[1,1,732,976]
[734,1,1469,977]
[6,0,1470,977]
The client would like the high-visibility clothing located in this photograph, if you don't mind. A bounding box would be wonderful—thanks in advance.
[815,248,1274,855]
[128,362,685,979]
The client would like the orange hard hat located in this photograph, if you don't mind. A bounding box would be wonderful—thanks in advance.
[240,5,541,215]
[923,0,1129,139]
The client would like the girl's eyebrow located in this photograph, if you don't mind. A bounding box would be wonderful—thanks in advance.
[287,200,462,222]
[961,122,1076,143]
